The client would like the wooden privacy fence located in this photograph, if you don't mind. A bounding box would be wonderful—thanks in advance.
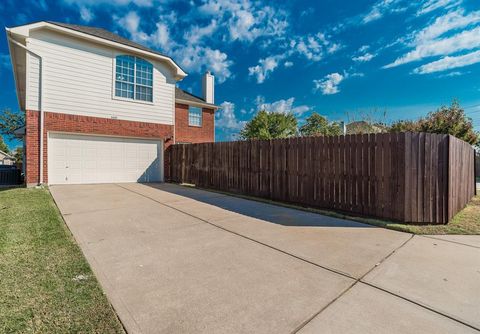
[0,168,22,185]
[167,133,475,224]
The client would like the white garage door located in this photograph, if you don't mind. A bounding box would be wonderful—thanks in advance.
[48,133,163,184]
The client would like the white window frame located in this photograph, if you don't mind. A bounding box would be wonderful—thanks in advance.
[112,54,154,105]
[188,106,203,127]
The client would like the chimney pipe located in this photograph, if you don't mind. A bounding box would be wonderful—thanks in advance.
[202,71,214,104]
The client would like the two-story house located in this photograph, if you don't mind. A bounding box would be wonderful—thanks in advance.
[6,21,218,186]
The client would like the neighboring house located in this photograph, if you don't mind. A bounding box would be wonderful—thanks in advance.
[7,21,219,186]
[0,150,15,165]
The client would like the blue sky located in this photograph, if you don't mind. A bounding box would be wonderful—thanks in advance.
[1,0,480,147]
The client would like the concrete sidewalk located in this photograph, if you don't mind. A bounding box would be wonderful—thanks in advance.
[50,183,480,334]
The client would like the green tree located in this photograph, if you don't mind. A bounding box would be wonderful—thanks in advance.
[389,100,479,145]
[299,112,342,136]
[0,109,24,139]
[0,136,9,153]
[13,147,23,164]
[239,110,298,140]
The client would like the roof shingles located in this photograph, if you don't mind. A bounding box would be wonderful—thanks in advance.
[47,21,170,58]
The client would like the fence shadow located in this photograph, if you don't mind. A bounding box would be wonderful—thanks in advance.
[142,182,374,228]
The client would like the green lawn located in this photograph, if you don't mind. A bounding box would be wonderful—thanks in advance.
[0,187,124,333]
[375,194,480,235]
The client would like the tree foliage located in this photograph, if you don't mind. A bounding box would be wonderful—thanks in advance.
[13,147,23,163]
[389,100,478,145]
[0,136,9,153]
[239,110,298,140]
[0,109,24,139]
[299,112,342,136]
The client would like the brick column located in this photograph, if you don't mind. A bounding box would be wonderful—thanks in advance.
[25,110,40,186]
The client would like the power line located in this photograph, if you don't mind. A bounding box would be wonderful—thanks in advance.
[464,103,480,110]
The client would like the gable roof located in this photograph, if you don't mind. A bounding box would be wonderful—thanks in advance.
[7,21,187,81]
[46,21,171,60]
[175,87,219,109]
[0,150,14,159]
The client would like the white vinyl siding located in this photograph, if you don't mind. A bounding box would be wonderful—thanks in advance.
[26,52,40,111]
[188,107,202,127]
[25,30,175,125]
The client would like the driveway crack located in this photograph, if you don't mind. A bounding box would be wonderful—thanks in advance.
[291,233,414,334]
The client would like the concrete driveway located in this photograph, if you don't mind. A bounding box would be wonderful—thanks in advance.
[50,183,480,334]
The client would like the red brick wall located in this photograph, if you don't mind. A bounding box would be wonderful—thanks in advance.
[25,110,173,185]
[175,103,215,144]
[25,110,40,185]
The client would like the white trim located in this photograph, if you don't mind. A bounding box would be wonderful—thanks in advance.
[6,31,24,110]
[8,22,187,80]
[47,130,167,141]
[112,54,154,104]
[0,150,15,159]
[188,106,203,127]
[7,32,45,185]
[112,96,154,106]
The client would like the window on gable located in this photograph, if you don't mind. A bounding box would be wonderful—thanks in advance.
[188,107,202,127]
[115,55,153,102]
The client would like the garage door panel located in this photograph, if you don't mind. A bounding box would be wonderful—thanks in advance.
[48,133,163,184]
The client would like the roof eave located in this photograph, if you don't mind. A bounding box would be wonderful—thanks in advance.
[175,98,220,110]
[13,125,26,138]
[5,28,26,111]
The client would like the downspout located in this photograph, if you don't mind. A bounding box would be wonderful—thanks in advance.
[7,30,44,185]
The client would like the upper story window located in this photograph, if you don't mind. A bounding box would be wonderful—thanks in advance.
[115,55,153,102]
[188,107,202,127]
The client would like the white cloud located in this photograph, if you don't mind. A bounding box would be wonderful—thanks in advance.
[79,6,94,22]
[327,43,342,54]
[197,0,289,43]
[437,70,468,77]
[353,53,375,62]
[118,12,173,50]
[201,48,233,83]
[149,23,173,50]
[313,73,344,95]
[257,97,310,115]
[118,11,141,39]
[216,101,246,130]
[415,9,480,44]
[385,25,480,68]
[384,9,480,69]
[359,45,370,53]
[183,20,218,45]
[413,50,480,74]
[62,0,154,6]
[362,0,406,24]
[290,32,339,61]
[417,0,462,16]
[248,55,282,83]
[175,45,233,83]
[247,32,341,84]
[116,11,233,83]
